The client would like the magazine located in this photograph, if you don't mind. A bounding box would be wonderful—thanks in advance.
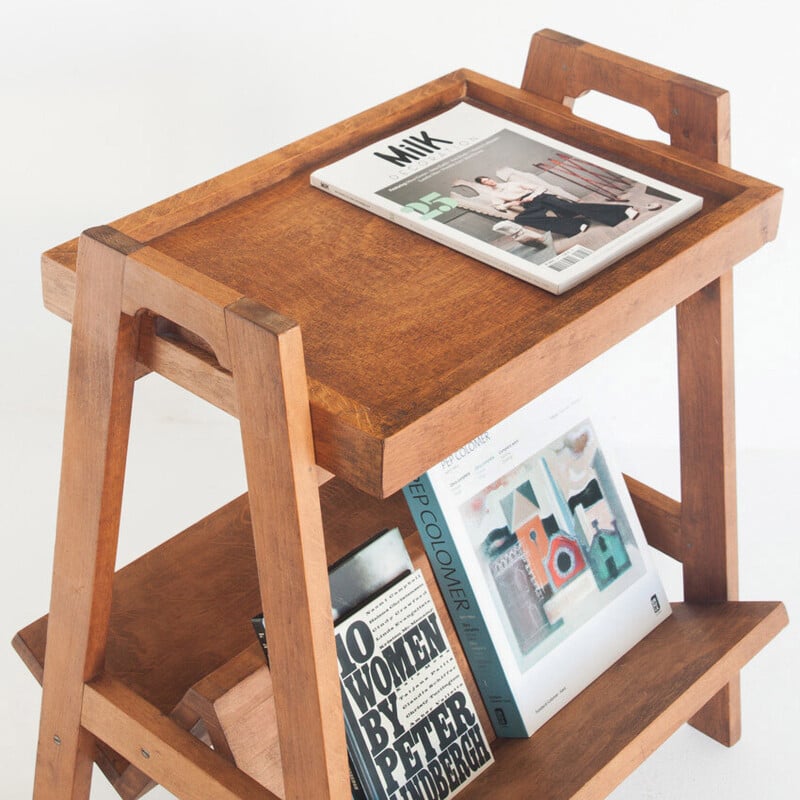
[310,102,702,294]
[332,529,494,799]
[403,387,671,737]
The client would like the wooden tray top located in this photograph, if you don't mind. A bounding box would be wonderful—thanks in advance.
[41,70,782,497]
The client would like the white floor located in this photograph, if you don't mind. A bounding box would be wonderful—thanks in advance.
[2,3,797,798]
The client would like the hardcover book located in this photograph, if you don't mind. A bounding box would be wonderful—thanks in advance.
[310,102,702,294]
[332,529,494,799]
[403,388,671,738]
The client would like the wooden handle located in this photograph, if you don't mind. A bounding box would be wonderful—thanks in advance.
[522,29,730,164]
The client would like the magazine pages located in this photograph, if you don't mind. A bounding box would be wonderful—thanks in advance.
[310,102,702,294]
[403,388,671,738]
[332,529,494,799]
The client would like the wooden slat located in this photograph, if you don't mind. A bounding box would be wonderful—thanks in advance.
[521,29,730,163]
[678,272,741,745]
[177,645,285,797]
[463,70,742,200]
[81,676,279,800]
[624,475,682,561]
[137,321,237,416]
[122,247,243,371]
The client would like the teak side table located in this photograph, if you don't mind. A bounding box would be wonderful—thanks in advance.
[14,30,788,800]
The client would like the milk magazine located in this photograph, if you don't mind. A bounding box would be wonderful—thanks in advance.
[311,102,702,294]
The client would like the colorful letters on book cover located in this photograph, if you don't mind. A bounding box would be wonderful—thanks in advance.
[404,388,671,737]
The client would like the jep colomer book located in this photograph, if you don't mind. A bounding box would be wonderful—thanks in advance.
[310,102,702,294]
[402,387,671,738]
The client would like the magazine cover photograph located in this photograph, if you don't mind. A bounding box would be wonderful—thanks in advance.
[458,417,648,673]
[312,103,702,293]
[378,129,677,272]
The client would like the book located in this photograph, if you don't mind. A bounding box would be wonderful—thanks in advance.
[251,528,494,799]
[332,529,494,799]
[250,613,269,665]
[310,102,702,294]
[329,526,414,624]
[402,387,671,738]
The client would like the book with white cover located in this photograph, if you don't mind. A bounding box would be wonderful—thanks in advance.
[403,386,671,737]
[335,565,494,799]
[311,102,702,294]
[253,529,494,798]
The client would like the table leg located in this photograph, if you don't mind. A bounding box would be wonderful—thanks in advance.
[33,228,142,799]
[225,298,350,800]
[677,271,741,746]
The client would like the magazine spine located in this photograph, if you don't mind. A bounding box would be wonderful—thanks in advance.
[403,474,528,738]
[347,752,369,800]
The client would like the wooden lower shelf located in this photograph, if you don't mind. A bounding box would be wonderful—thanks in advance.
[460,601,787,800]
[12,480,416,798]
[13,482,787,800]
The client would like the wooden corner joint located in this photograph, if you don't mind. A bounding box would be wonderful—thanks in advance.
[80,225,145,257]
[74,231,306,384]
[224,297,299,338]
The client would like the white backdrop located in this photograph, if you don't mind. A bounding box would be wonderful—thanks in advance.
[2,2,797,798]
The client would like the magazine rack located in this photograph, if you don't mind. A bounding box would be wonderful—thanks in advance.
[13,29,787,800]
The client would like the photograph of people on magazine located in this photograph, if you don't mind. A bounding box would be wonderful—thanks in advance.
[378,128,679,273]
[458,419,648,673]
[474,170,658,237]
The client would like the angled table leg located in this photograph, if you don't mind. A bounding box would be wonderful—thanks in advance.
[677,272,741,746]
[33,228,143,800]
[224,299,350,800]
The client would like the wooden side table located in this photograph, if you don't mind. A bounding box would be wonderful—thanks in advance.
[14,30,787,800]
